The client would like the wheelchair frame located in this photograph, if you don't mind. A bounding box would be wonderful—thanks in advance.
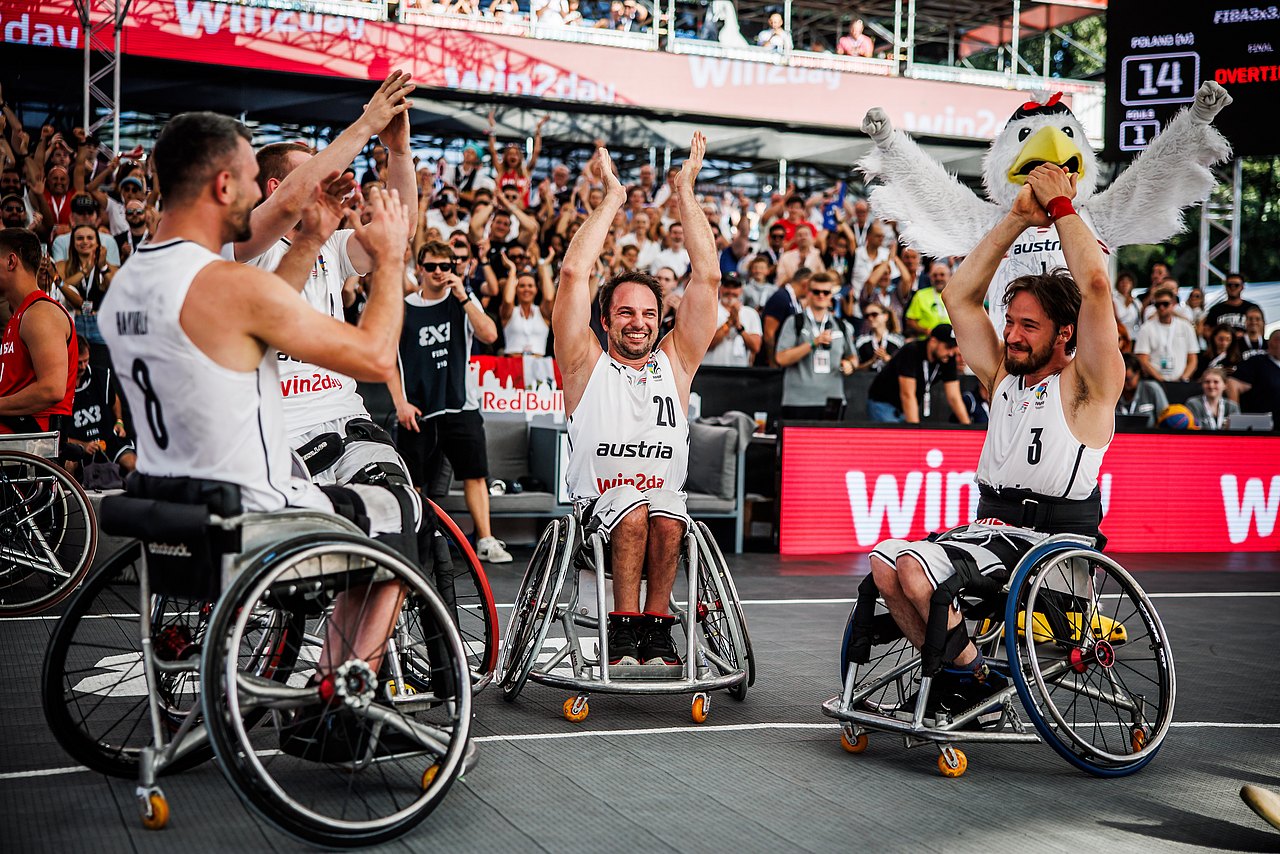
[43,505,473,848]
[822,534,1176,778]
[498,514,754,723]
[0,432,97,616]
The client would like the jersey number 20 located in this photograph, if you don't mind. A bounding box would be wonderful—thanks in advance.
[653,395,676,427]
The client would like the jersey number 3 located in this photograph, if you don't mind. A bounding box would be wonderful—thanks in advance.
[653,395,676,427]
[1026,427,1043,466]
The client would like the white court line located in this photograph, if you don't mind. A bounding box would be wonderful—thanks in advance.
[4,720,1279,782]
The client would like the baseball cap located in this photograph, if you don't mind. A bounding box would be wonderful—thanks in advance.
[1,193,23,207]
[71,194,100,214]
[119,176,145,190]
[930,323,957,346]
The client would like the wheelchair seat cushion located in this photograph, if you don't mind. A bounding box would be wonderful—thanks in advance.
[99,495,232,599]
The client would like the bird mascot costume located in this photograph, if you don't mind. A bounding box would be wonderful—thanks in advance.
[859,80,1234,330]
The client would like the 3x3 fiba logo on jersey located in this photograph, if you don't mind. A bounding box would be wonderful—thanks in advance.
[418,323,451,347]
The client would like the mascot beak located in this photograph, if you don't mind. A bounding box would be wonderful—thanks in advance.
[1007,126,1085,186]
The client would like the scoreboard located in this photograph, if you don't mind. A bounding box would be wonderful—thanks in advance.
[1105,1,1280,157]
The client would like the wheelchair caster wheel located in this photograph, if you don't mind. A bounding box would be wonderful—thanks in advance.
[422,764,439,791]
[691,693,710,724]
[139,789,169,830]
[1130,726,1148,752]
[840,729,868,754]
[563,695,589,723]
[937,747,967,778]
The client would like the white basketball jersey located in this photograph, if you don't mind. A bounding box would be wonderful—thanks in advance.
[986,209,1107,331]
[977,371,1109,500]
[100,239,328,513]
[564,350,690,501]
[245,231,367,439]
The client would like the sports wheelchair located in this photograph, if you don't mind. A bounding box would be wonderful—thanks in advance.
[822,532,1175,778]
[498,513,755,723]
[42,483,472,848]
[0,431,97,616]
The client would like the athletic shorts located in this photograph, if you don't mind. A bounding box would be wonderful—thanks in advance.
[574,485,689,539]
[872,522,1049,593]
[101,433,135,463]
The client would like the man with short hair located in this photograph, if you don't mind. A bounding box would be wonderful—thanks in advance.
[761,266,812,365]
[1134,285,1198,381]
[1116,353,1169,427]
[836,17,874,57]
[866,323,968,424]
[1205,273,1259,335]
[904,261,951,337]
[98,111,418,757]
[50,194,120,265]
[703,275,762,367]
[426,188,469,240]
[775,225,824,286]
[553,135,718,667]
[114,200,150,259]
[0,228,77,435]
[64,337,136,475]
[1,194,27,229]
[1241,306,1268,361]
[649,221,690,278]
[864,163,1124,723]
[777,194,818,245]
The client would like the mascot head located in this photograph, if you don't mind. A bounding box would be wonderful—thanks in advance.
[982,92,1099,209]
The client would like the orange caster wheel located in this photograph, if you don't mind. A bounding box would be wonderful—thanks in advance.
[563,695,589,723]
[422,764,439,790]
[691,693,710,723]
[840,729,868,754]
[1130,726,1148,752]
[938,747,967,778]
[139,790,169,830]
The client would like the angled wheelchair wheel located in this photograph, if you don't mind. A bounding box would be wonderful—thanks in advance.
[497,515,575,701]
[425,499,499,691]
[838,599,920,715]
[692,522,755,700]
[41,542,214,777]
[0,450,97,616]
[1004,547,1175,777]
[202,532,471,848]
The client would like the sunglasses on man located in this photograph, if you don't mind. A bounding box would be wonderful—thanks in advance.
[419,261,455,272]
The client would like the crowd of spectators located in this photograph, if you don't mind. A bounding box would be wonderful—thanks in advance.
[2,72,1277,444]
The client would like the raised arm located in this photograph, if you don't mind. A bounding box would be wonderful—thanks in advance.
[941,183,1047,388]
[272,174,346,291]
[663,131,720,381]
[527,115,548,174]
[498,251,518,324]
[552,148,621,383]
[1025,164,1124,404]
[232,72,415,261]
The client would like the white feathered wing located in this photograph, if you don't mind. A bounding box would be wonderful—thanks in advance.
[859,129,1003,258]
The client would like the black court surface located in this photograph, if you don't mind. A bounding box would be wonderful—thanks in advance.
[3,548,1279,853]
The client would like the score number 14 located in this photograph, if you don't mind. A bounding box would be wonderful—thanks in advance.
[1120,52,1200,106]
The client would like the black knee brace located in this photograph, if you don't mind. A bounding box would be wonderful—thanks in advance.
[294,432,344,478]
[319,484,371,534]
[347,461,420,565]
[922,548,1005,676]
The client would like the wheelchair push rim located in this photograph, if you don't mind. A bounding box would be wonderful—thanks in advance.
[1005,547,1175,775]
[426,499,500,689]
[497,515,574,700]
[201,534,472,847]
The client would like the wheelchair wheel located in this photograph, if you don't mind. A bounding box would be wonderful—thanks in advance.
[692,522,755,700]
[0,450,97,616]
[42,542,214,777]
[497,515,574,701]
[202,532,471,848]
[838,600,921,714]
[1004,547,1175,777]
[425,499,499,690]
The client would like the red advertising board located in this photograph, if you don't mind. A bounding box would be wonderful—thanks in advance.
[2,0,1061,141]
[779,425,1280,554]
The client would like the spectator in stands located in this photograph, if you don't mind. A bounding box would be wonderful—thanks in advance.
[775,195,816,245]
[1240,306,1267,361]
[742,255,777,309]
[703,274,762,367]
[1134,285,1198,381]
[488,110,546,207]
[452,142,494,206]
[596,0,649,30]
[32,164,73,237]
[1140,276,1193,325]
[113,200,150,260]
[756,12,793,52]
[1185,286,1207,338]
[488,0,520,21]
[500,255,555,355]
[762,266,811,365]
[1,194,26,230]
[1145,259,1170,302]
[392,241,511,563]
[757,222,788,278]
[836,17,875,57]
[846,198,873,246]
[1185,367,1238,431]
[649,221,690,278]
[821,229,854,291]
[1116,353,1168,427]
[54,224,114,367]
[775,224,823,286]
[636,162,659,203]
[903,261,951,337]
[50,194,119,265]
[64,338,136,477]
[1198,323,1242,378]
[94,172,148,238]
[865,323,968,423]
[618,210,660,271]
[1229,330,1280,427]
[654,266,681,341]
[1113,269,1141,339]
[426,188,469,240]
[859,257,906,333]
[855,302,903,372]
[774,271,856,418]
[1205,272,1258,336]
[851,220,890,295]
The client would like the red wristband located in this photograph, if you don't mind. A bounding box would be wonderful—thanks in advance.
[1046,196,1076,221]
